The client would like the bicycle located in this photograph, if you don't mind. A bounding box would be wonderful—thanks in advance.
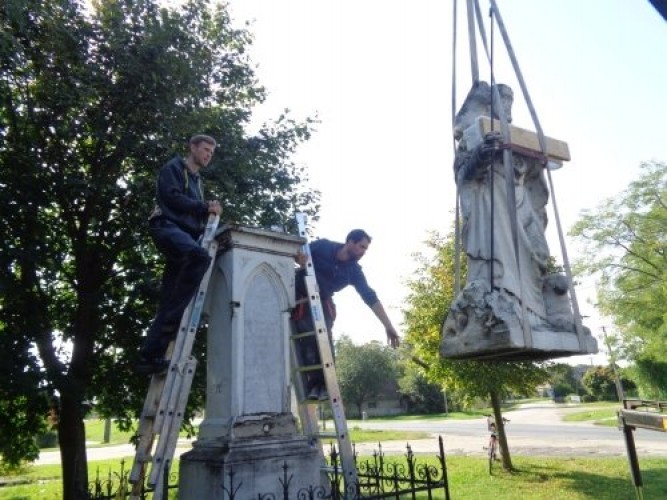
[485,416,509,474]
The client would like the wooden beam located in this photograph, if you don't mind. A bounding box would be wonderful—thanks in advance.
[619,409,667,432]
[477,116,571,161]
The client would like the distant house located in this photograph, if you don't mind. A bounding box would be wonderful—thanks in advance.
[349,379,407,418]
[536,384,554,399]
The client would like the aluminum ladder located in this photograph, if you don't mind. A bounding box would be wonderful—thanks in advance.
[129,214,220,499]
[291,212,358,498]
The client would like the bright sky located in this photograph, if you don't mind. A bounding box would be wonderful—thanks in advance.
[222,0,667,365]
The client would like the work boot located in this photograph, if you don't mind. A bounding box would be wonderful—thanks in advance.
[307,385,320,400]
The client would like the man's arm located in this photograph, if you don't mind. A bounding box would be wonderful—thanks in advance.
[370,301,400,348]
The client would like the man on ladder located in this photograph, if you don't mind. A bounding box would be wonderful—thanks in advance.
[292,228,400,399]
[137,134,222,374]
[130,134,223,498]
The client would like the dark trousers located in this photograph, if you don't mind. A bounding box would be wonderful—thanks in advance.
[141,219,211,358]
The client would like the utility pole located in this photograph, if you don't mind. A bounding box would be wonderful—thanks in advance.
[602,326,625,402]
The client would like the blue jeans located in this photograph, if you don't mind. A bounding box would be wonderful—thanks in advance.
[141,218,211,358]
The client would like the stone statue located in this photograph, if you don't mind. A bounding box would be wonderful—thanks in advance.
[441,81,597,360]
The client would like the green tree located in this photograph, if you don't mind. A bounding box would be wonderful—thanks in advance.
[336,336,399,417]
[0,0,317,497]
[581,366,619,401]
[570,160,667,398]
[397,364,445,414]
[546,363,578,399]
[403,230,549,471]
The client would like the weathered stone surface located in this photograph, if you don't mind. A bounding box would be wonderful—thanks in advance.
[179,433,321,499]
[179,226,319,498]
[441,82,598,361]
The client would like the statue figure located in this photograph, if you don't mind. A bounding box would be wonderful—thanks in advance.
[441,81,597,360]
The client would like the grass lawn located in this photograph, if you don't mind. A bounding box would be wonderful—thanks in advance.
[7,401,656,498]
[561,402,621,427]
[1,455,665,499]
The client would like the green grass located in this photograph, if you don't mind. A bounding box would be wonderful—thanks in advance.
[348,427,431,442]
[2,456,665,499]
[83,419,138,447]
[562,403,620,427]
[440,456,667,499]
[77,419,431,450]
[348,409,490,423]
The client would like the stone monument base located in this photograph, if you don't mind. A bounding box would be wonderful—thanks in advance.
[179,413,322,499]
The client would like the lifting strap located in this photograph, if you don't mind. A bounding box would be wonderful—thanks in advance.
[453,0,586,351]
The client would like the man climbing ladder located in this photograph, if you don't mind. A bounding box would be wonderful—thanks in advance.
[137,134,222,374]
[130,133,223,498]
[130,213,220,498]
[290,213,400,497]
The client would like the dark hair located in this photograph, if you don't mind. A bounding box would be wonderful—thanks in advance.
[190,134,217,147]
[346,229,371,244]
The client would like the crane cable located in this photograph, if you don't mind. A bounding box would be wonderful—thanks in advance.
[487,0,586,350]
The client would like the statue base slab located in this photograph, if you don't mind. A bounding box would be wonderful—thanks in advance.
[441,280,598,361]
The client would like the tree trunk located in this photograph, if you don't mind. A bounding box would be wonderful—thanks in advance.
[58,393,89,499]
[490,389,513,471]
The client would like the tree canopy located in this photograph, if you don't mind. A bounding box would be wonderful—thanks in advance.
[570,160,667,398]
[336,336,398,417]
[0,0,318,496]
[402,231,548,402]
[402,229,549,471]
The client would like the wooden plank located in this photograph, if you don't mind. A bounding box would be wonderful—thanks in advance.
[478,116,571,161]
[620,409,667,432]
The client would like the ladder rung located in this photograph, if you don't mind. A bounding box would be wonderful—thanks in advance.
[313,431,338,439]
[291,330,317,339]
[295,364,323,372]
[321,465,345,474]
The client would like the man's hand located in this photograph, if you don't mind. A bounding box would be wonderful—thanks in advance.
[207,200,222,215]
[294,251,307,267]
[386,326,400,349]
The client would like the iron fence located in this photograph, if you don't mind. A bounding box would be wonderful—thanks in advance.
[87,436,450,499]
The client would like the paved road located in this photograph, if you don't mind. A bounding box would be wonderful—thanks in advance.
[352,402,667,457]
[36,402,667,464]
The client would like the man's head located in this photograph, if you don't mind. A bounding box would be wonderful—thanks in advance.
[188,134,217,170]
[345,229,372,261]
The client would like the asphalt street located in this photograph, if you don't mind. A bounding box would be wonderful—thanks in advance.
[36,401,667,465]
[351,401,667,457]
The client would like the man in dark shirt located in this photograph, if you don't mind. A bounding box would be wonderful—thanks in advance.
[137,134,222,374]
[294,229,399,398]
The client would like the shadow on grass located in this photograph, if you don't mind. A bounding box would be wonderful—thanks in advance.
[503,459,667,499]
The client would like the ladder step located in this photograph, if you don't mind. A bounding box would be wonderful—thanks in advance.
[291,330,317,340]
[295,364,323,372]
[302,396,329,404]
[313,431,338,439]
[321,465,345,474]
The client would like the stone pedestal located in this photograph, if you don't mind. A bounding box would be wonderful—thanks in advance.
[179,225,320,499]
